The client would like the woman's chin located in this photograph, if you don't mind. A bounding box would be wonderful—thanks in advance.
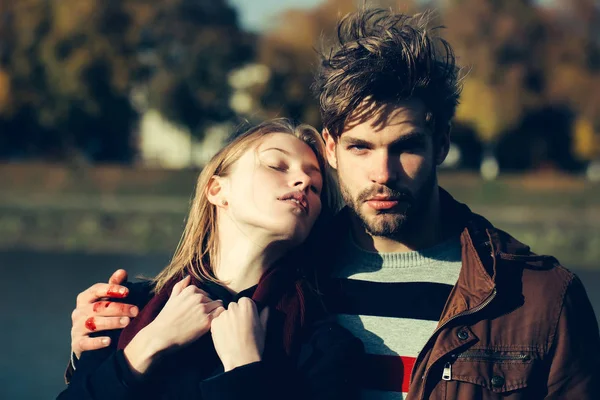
[270,226,310,246]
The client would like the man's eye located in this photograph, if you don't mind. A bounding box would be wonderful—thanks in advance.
[402,145,425,154]
[310,185,321,194]
[268,165,286,171]
[348,145,368,152]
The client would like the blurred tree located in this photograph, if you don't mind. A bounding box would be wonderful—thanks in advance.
[0,0,252,162]
[496,105,582,172]
[573,117,600,161]
[443,0,545,144]
[443,0,600,170]
[256,0,418,127]
[135,0,254,133]
[543,0,600,162]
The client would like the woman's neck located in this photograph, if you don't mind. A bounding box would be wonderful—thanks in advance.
[213,225,286,294]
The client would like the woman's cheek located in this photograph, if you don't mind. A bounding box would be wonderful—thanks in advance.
[311,198,322,221]
[254,170,278,194]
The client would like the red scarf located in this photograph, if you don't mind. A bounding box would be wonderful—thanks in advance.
[117,263,308,356]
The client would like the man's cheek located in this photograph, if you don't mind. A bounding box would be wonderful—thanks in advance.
[402,155,425,178]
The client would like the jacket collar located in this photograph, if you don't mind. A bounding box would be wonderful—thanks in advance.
[429,188,497,324]
[326,187,531,322]
[437,187,538,324]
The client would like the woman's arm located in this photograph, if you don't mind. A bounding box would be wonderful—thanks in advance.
[200,318,364,400]
[58,276,225,400]
[57,330,150,400]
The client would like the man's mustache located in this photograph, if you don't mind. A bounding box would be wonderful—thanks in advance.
[356,186,413,203]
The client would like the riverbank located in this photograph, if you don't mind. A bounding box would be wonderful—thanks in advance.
[1,163,599,268]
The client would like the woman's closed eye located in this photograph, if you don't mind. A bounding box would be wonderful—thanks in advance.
[268,164,287,171]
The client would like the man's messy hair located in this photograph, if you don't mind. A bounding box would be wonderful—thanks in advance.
[313,8,462,139]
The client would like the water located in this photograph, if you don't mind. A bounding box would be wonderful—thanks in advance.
[1,251,599,400]
[0,251,169,400]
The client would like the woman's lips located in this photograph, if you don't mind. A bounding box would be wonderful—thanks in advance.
[278,191,309,214]
[280,198,308,214]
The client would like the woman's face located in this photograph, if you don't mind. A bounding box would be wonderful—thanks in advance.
[221,132,324,246]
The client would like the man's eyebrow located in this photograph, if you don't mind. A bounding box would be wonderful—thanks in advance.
[261,147,321,174]
[339,137,373,147]
[341,131,428,147]
[388,131,428,147]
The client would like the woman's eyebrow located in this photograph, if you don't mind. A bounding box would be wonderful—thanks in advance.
[261,147,321,174]
[261,147,291,155]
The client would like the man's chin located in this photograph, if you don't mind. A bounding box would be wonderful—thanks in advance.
[362,213,409,237]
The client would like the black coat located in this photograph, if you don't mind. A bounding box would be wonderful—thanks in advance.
[57,281,363,400]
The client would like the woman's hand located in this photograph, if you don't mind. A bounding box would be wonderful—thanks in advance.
[211,297,269,372]
[148,275,225,348]
[124,276,225,375]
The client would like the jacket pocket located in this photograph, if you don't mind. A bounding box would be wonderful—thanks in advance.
[442,349,538,397]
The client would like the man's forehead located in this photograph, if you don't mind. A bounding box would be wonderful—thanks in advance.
[342,99,429,138]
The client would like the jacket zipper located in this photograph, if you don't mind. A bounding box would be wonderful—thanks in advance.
[441,350,530,382]
[442,363,452,381]
[455,351,531,362]
[413,287,497,394]
[413,229,499,398]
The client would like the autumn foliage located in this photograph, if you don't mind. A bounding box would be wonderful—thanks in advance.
[0,0,598,170]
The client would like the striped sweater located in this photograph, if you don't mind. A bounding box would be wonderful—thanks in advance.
[326,234,462,399]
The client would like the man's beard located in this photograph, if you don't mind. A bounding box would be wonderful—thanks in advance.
[339,167,437,239]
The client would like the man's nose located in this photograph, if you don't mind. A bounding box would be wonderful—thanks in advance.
[369,151,398,184]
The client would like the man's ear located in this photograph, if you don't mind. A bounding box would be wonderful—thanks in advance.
[435,122,452,166]
[206,176,227,207]
[322,129,338,169]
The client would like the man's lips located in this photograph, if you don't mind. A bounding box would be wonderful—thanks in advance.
[366,199,399,210]
[365,196,408,211]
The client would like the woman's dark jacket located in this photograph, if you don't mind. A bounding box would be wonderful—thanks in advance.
[57,279,363,400]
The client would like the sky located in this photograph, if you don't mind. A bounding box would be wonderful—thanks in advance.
[228,0,556,32]
[228,0,325,32]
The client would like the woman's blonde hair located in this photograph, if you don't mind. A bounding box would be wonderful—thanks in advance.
[153,118,338,293]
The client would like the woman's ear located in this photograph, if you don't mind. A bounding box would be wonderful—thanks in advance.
[206,176,228,207]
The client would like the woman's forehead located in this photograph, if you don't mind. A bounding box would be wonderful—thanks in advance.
[256,133,318,161]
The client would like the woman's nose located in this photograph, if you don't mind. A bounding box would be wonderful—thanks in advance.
[292,172,312,192]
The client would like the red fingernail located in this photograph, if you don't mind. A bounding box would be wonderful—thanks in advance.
[107,287,127,298]
[85,317,97,331]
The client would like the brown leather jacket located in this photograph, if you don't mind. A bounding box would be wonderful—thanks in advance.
[404,189,600,399]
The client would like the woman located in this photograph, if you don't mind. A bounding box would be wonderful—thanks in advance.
[57,119,362,400]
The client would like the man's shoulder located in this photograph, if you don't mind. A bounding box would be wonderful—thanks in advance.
[488,224,578,307]
[470,219,594,346]
[463,208,576,301]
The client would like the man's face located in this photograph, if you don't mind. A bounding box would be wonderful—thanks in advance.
[324,99,447,238]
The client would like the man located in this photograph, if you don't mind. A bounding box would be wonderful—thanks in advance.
[67,8,600,399]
